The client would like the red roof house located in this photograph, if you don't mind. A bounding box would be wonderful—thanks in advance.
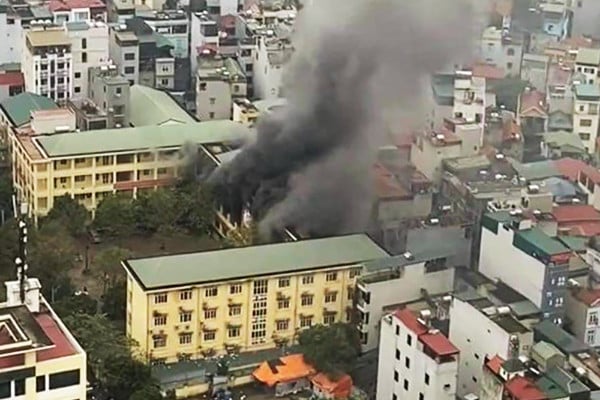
[311,373,353,399]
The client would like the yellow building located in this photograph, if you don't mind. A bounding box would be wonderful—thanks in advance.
[0,278,87,399]
[9,120,248,218]
[123,234,389,363]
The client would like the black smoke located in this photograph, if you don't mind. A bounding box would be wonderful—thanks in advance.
[211,0,487,238]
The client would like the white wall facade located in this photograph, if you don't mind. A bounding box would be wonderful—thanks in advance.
[453,73,486,125]
[479,26,522,77]
[573,97,600,153]
[196,78,231,120]
[377,313,458,400]
[0,12,22,65]
[449,298,533,398]
[410,137,461,185]
[253,37,284,101]
[190,14,218,75]
[22,49,74,101]
[67,22,109,99]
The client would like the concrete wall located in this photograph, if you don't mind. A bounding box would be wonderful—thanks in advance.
[0,12,22,65]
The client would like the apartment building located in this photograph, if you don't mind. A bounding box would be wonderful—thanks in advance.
[109,25,138,85]
[65,20,109,99]
[575,48,600,85]
[232,98,259,125]
[479,26,523,78]
[48,0,106,25]
[22,27,73,102]
[190,12,218,75]
[0,3,22,64]
[254,33,293,100]
[480,212,570,324]
[453,70,485,127]
[376,309,459,400]
[566,286,600,348]
[107,0,134,23]
[9,120,248,218]
[573,83,600,153]
[88,65,129,127]
[196,55,246,120]
[123,234,389,363]
[411,129,462,185]
[0,275,87,399]
[137,9,188,59]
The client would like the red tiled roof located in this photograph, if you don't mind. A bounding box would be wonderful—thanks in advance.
[561,36,594,49]
[0,354,24,369]
[552,205,600,223]
[373,163,410,199]
[579,163,600,186]
[35,313,76,362]
[48,0,105,12]
[420,332,459,357]
[520,90,547,118]
[565,221,600,237]
[0,72,24,87]
[547,64,571,87]
[573,288,600,307]
[554,158,588,181]
[0,326,15,346]
[505,376,547,400]
[394,308,428,336]
[472,63,505,80]
[311,373,353,398]
[486,354,505,375]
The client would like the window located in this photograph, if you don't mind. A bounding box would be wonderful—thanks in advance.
[276,319,289,331]
[74,175,86,183]
[396,326,400,335]
[253,279,268,295]
[347,288,354,300]
[205,287,218,297]
[230,284,242,294]
[405,357,410,369]
[227,326,240,337]
[246,64,253,72]
[580,119,593,127]
[580,105,586,112]
[49,370,80,389]
[579,132,591,141]
[302,275,314,285]
[82,38,87,49]
[229,304,241,316]
[323,313,335,324]
[507,62,513,70]
[154,293,167,304]
[0,382,8,398]
[425,373,430,385]
[301,294,314,306]
[392,395,397,400]
[325,292,337,303]
[393,370,399,382]
[74,86,81,93]
[443,384,451,391]
[36,376,45,392]
[326,272,338,281]
[233,85,240,93]
[116,87,122,95]
[203,330,216,341]
[403,379,409,391]
[395,349,400,360]
[507,48,515,56]
[407,334,412,346]
[161,79,169,86]
[14,379,24,396]
[81,52,87,63]
[124,66,135,74]
[587,329,595,343]
[300,315,313,328]
[154,315,167,326]
[350,269,361,278]
[278,277,290,288]
[278,299,290,309]
[180,312,192,322]
[179,290,192,300]
[589,312,599,326]
[199,82,207,91]
[74,71,81,79]
[179,333,192,345]
[204,308,217,319]
[209,97,216,105]
[209,112,215,119]
[419,394,424,400]
[125,52,135,60]
[557,276,566,286]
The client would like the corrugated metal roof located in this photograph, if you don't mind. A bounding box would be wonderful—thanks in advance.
[0,92,57,127]
[129,85,195,127]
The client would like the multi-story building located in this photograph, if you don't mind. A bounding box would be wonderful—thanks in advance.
[520,54,550,92]
[123,234,389,363]
[411,129,462,185]
[0,274,87,399]
[88,64,130,127]
[575,48,600,85]
[480,212,570,324]
[232,98,258,125]
[0,72,24,102]
[479,26,523,78]
[539,2,570,41]
[9,120,248,217]
[452,70,486,127]
[190,12,218,75]
[253,33,293,100]
[205,0,239,16]
[137,9,188,59]
[107,0,134,23]
[0,2,22,65]
[571,0,600,37]
[196,55,246,120]
[376,308,459,400]
[573,83,600,154]
[109,25,139,85]
[0,92,58,133]
[65,20,109,99]
[48,0,106,25]
[21,26,73,102]
[566,285,600,348]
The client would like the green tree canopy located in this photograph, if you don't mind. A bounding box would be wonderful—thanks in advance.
[491,77,529,113]
[133,189,179,234]
[93,194,135,238]
[44,194,88,236]
[101,280,127,322]
[129,384,164,400]
[93,246,132,290]
[103,353,159,400]
[297,323,361,375]
[53,292,98,318]
[175,182,215,235]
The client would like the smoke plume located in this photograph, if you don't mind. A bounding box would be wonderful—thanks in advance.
[211,0,488,238]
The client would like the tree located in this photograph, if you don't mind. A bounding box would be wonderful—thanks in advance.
[101,281,126,322]
[129,384,164,400]
[0,171,13,222]
[103,352,158,400]
[133,189,179,235]
[53,292,98,318]
[93,246,132,291]
[93,194,135,238]
[44,194,88,236]
[175,183,215,235]
[297,323,361,375]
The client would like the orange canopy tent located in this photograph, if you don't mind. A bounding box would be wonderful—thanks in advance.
[252,354,316,387]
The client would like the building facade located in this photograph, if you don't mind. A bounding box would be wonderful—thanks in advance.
[566,286,600,348]
[573,83,600,154]
[196,55,246,121]
[123,235,389,363]
[109,26,139,85]
[376,308,459,400]
[22,27,73,102]
[0,4,22,65]
[88,65,130,128]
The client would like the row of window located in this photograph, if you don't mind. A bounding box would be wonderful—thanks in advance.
[0,369,80,399]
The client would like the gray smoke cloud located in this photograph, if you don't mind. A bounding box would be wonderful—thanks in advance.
[211,0,488,238]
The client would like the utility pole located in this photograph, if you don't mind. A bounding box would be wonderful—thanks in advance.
[12,193,29,305]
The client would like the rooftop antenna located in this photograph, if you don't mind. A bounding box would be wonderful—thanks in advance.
[12,193,28,305]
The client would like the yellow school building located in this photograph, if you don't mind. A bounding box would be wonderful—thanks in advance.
[122,234,389,363]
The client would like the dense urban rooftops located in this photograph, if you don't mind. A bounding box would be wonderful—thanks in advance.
[124,234,390,290]
[0,92,58,127]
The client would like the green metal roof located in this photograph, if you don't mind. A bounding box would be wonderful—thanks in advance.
[543,131,585,152]
[536,376,568,399]
[515,227,569,257]
[124,234,390,290]
[574,83,600,99]
[558,236,587,252]
[35,121,249,158]
[129,85,196,127]
[0,92,58,127]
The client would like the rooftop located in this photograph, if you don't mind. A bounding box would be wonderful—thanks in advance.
[552,205,600,223]
[48,0,105,11]
[129,85,195,127]
[26,29,70,47]
[579,162,600,185]
[505,376,546,400]
[124,234,389,290]
[0,92,58,127]
[574,83,600,100]
[543,131,585,152]
[572,288,600,307]
[0,72,23,87]
[534,319,589,354]
[32,121,249,158]
[576,48,600,66]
